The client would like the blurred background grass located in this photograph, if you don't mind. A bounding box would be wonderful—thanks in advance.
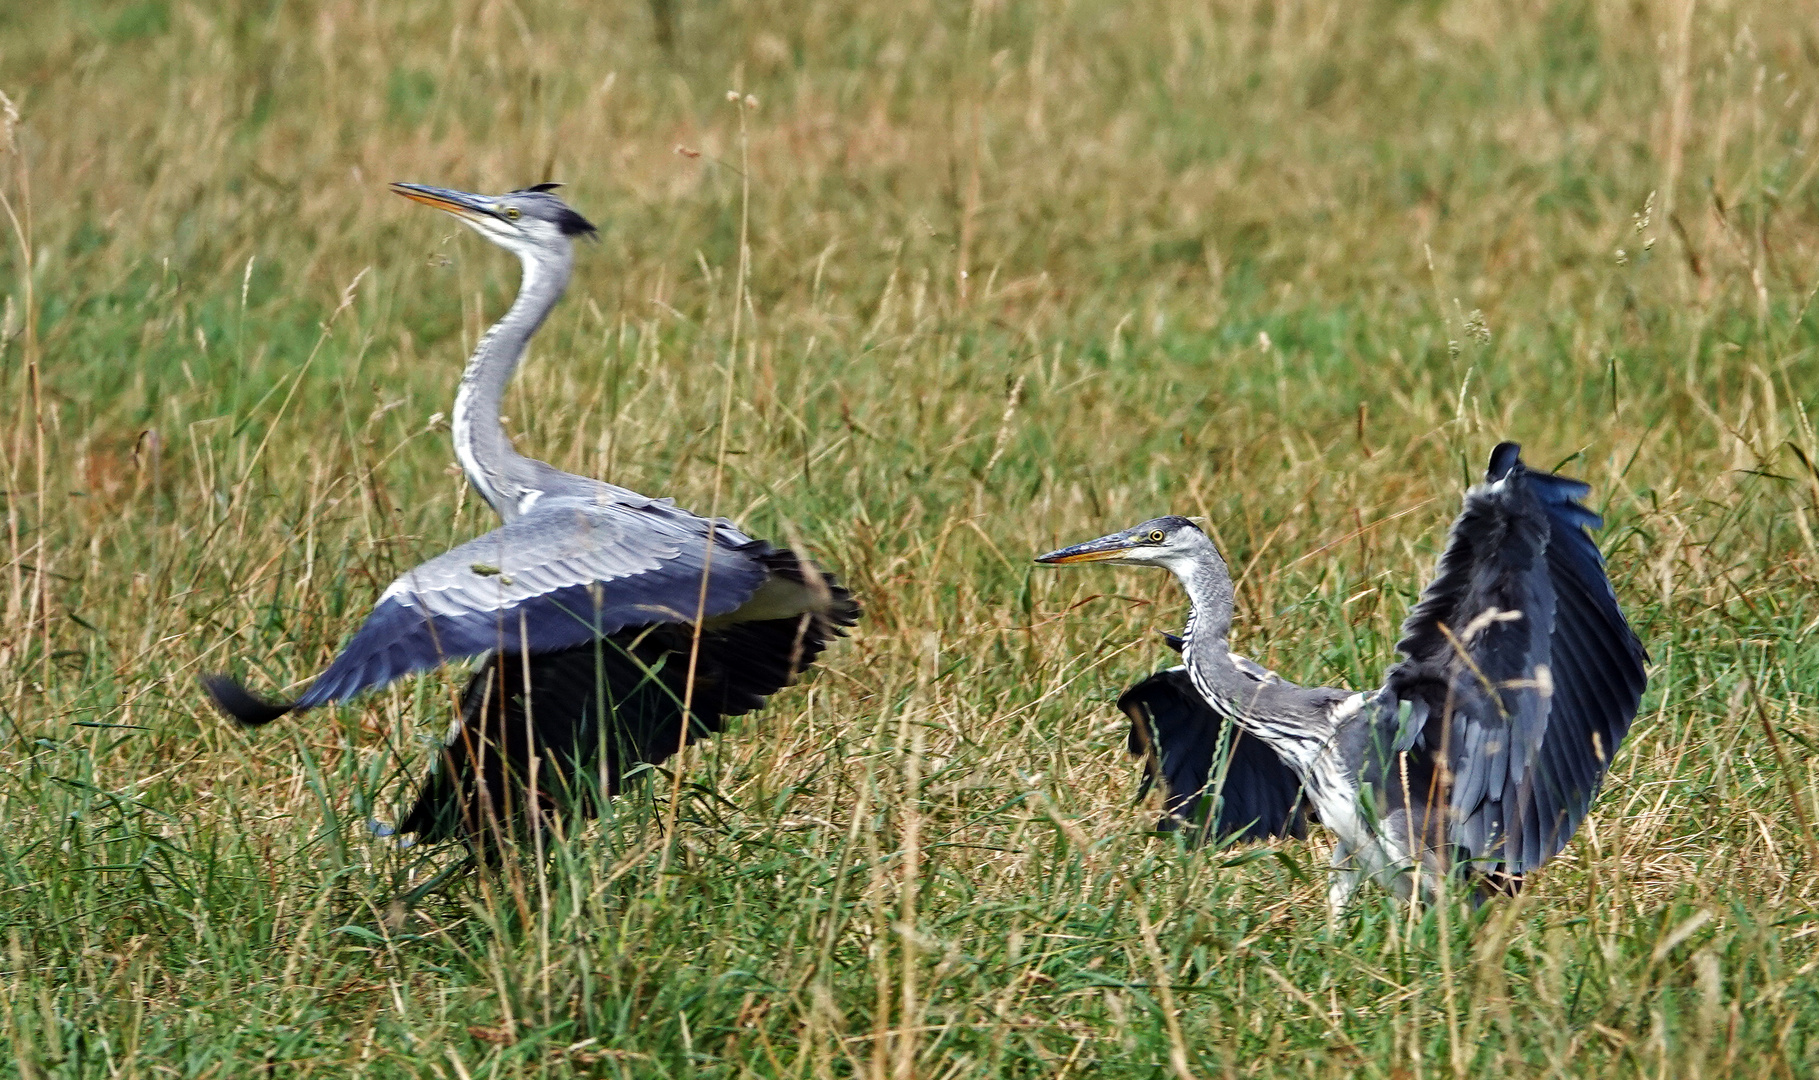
[1,0,1817,1075]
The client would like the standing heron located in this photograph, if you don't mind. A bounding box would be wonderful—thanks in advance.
[204,183,859,853]
[1037,444,1646,909]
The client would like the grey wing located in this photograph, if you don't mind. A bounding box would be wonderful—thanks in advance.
[287,497,773,711]
[1377,442,1647,875]
[1118,666,1308,843]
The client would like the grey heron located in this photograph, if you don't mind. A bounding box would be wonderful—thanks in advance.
[204,182,859,853]
[1037,444,1647,910]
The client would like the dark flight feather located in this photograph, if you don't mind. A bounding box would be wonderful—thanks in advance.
[399,550,858,852]
[1118,666,1309,844]
[1377,442,1647,877]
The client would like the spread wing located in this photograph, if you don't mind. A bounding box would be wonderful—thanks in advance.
[1118,662,1308,844]
[397,581,859,847]
[205,497,775,721]
[1378,442,1648,875]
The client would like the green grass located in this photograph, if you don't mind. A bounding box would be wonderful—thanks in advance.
[3,0,1819,1075]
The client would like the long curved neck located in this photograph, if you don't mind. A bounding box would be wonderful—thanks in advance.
[1173,552,1242,709]
[452,245,572,519]
[1174,550,1334,772]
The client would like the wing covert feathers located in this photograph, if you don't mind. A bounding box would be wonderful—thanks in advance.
[204,501,856,720]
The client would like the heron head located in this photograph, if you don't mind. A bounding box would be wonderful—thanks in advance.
[392,182,597,258]
[1035,515,1214,571]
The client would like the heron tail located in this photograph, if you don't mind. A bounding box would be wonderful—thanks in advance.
[200,674,297,727]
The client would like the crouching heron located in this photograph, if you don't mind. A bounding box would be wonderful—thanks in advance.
[1037,444,1646,910]
[204,182,859,855]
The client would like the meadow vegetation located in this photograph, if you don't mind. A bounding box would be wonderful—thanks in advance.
[2,0,1818,1074]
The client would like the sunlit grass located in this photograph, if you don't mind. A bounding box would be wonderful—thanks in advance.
[2,0,1818,1075]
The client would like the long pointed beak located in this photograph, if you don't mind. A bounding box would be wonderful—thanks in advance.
[1035,532,1139,565]
[391,182,494,222]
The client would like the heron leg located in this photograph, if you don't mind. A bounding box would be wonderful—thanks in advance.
[1326,843,1362,920]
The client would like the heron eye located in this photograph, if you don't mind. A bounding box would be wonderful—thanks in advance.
[503,206,521,220]
[1148,530,1166,543]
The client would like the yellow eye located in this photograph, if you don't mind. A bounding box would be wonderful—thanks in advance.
[1148,530,1166,543]
[504,206,521,220]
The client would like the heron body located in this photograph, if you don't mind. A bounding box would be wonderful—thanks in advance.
[205,183,858,853]
[1038,445,1647,910]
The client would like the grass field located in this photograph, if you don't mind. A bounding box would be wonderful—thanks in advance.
[2,0,1818,1075]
